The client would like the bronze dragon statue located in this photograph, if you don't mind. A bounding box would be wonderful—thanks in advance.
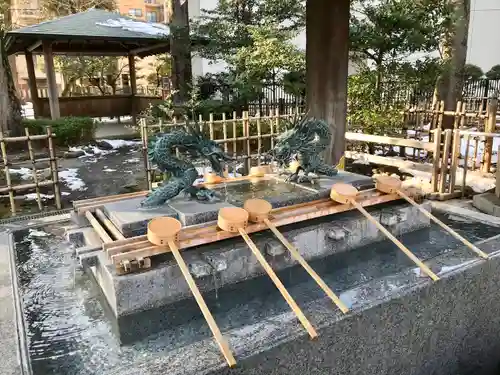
[141,123,232,207]
[271,115,338,183]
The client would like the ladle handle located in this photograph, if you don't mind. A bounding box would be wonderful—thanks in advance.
[263,219,349,314]
[349,200,440,281]
[168,241,237,368]
[237,228,318,339]
[396,190,489,259]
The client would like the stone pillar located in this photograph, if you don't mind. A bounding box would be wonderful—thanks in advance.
[306,0,350,165]
[128,53,137,126]
[42,41,60,119]
[24,50,40,118]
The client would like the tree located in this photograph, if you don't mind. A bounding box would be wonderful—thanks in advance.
[486,65,500,80]
[56,56,128,95]
[435,0,470,128]
[192,0,304,62]
[40,0,115,18]
[350,0,447,94]
[462,63,483,80]
[0,0,23,135]
[146,55,171,87]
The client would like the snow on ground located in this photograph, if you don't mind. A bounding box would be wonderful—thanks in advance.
[99,139,141,148]
[9,167,33,180]
[59,168,87,191]
[28,228,50,237]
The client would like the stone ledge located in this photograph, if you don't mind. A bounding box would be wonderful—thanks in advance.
[93,201,431,318]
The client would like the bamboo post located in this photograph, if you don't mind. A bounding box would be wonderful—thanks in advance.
[256,112,262,165]
[142,119,152,190]
[449,128,461,193]
[25,128,43,211]
[431,126,442,193]
[244,111,251,173]
[222,113,229,176]
[274,107,280,139]
[462,134,471,197]
[0,132,16,215]
[270,109,275,149]
[46,126,61,209]
[232,111,237,156]
[439,129,452,194]
[482,98,498,173]
[198,114,203,133]
[209,113,214,141]
[472,137,479,171]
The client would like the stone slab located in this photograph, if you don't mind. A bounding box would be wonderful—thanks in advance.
[103,232,500,375]
[312,170,375,193]
[0,233,29,375]
[166,196,237,226]
[431,200,500,227]
[472,192,500,217]
[95,201,431,318]
[103,197,178,237]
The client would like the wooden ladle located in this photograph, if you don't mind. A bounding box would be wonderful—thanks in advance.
[147,217,236,368]
[375,176,489,259]
[217,207,318,339]
[330,183,440,281]
[243,199,349,314]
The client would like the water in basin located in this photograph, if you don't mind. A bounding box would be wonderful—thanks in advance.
[12,213,500,374]
[214,178,315,203]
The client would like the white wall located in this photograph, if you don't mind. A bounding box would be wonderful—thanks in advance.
[467,0,500,71]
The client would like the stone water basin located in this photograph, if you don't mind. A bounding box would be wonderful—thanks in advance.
[11,212,500,375]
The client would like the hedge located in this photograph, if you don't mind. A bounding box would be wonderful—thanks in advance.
[21,117,96,146]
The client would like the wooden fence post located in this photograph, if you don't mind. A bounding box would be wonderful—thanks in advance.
[482,97,498,173]
[496,144,500,199]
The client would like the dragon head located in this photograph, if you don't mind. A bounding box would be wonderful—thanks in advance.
[185,123,233,176]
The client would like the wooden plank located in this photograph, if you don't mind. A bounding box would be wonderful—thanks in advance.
[439,129,452,194]
[85,211,113,243]
[95,208,126,240]
[345,132,434,151]
[431,126,442,193]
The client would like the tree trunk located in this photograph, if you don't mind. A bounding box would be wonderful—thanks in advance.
[306,0,350,165]
[169,0,193,105]
[0,32,23,136]
[435,0,470,129]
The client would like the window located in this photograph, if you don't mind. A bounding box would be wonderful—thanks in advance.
[122,74,129,86]
[146,11,157,22]
[128,8,142,17]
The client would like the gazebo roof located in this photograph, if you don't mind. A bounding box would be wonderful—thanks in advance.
[5,8,172,57]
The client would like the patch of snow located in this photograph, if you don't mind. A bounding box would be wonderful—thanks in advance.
[24,193,54,201]
[103,168,116,172]
[100,139,141,149]
[124,158,140,164]
[96,18,169,36]
[10,167,33,180]
[59,169,87,191]
[28,229,50,237]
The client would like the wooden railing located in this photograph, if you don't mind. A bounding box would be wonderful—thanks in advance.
[0,128,62,215]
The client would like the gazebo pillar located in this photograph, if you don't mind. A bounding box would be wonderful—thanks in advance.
[128,53,137,126]
[42,41,60,119]
[306,0,350,166]
[24,50,40,118]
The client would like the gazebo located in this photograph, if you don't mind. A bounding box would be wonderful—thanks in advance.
[6,1,350,164]
[5,8,172,122]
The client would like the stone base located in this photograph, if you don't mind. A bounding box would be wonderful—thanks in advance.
[472,192,500,217]
[88,201,431,320]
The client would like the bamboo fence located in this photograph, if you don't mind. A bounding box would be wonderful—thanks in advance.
[140,100,499,199]
[0,127,62,216]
